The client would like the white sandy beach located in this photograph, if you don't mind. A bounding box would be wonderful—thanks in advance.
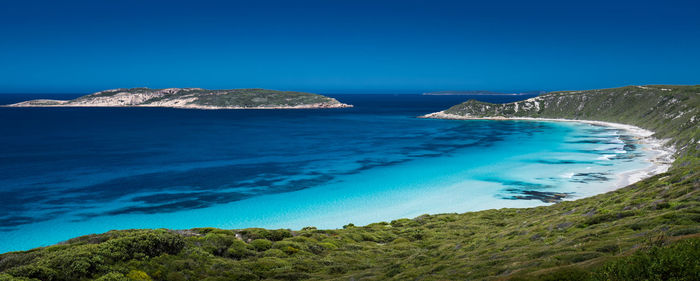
[420,111,676,193]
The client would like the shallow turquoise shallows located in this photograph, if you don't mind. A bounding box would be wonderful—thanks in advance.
[0,94,655,253]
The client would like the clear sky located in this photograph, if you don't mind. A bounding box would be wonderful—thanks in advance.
[1,0,699,93]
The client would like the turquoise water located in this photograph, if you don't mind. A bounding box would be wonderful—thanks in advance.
[0,94,653,253]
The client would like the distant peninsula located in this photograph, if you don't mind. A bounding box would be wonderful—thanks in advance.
[422,90,543,96]
[5,88,353,109]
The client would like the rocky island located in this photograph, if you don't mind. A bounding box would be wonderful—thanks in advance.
[5,88,352,109]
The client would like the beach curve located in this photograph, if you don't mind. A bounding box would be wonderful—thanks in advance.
[419,110,676,195]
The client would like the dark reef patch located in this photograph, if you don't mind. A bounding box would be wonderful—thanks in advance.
[570,172,611,183]
[0,216,35,230]
[0,115,629,232]
[566,139,623,145]
[3,122,527,226]
[349,159,412,174]
[500,189,572,203]
[484,179,554,190]
[106,191,252,215]
[483,177,574,203]
[534,159,598,165]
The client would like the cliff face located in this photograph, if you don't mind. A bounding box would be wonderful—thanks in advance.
[430,85,700,162]
[6,88,352,109]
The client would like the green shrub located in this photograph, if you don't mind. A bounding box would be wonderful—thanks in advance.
[239,228,270,240]
[0,252,42,272]
[317,242,337,250]
[596,244,620,253]
[250,239,272,252]
[6,265,57,281]
[391,237,410,244]
[554,252,602,264]
[225,240,253,259]
[202,233,236,256]
[95,272,128,281]
[249,257,290,278]
[510,267,591,281]
[262,249,286,258]
[164,272,187,281]
[125,270,151,281]
[593,238,700,281]
[672,227,700,236]
[267,229,292,241]
[0,273,34,281]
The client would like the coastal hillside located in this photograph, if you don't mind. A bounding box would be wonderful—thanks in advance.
[5,88,352,109]
[428,85,699,159]
[1,85,699,281]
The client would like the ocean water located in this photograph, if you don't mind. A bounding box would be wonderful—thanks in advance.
[0,93,654,253]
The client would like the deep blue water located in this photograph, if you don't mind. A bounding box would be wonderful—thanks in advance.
[0,93,652,253]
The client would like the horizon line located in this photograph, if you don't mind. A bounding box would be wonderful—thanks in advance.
[0,83,697,95]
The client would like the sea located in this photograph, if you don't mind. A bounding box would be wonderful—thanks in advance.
[0,93,656,253]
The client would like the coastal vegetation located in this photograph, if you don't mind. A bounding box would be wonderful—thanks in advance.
[5,88,352,109]
[1,85,698,280]
[440,85,699,162]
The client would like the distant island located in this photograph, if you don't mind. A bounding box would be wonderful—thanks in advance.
[4,88,353,109]
[422,90,544,96]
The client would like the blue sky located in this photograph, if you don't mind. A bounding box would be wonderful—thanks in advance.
[1,0,699,93]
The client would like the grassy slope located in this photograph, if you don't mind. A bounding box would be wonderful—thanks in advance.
[1,85,698,281]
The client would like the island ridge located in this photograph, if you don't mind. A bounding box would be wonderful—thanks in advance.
[5,88,352,109]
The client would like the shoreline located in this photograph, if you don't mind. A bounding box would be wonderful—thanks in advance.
[420,111,676,194]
